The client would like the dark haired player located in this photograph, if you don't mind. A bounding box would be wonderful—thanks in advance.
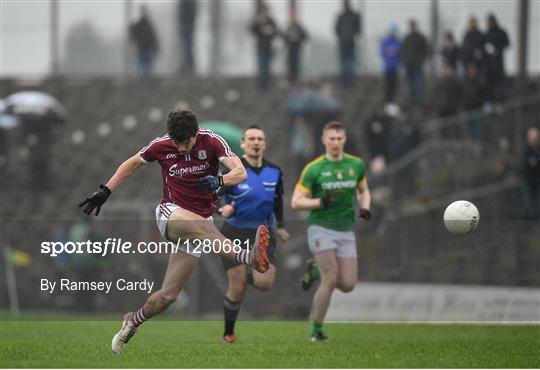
[218,125,289,343]
[79,110,270,353]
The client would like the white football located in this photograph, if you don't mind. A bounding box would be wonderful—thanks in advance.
[443,200,480,235]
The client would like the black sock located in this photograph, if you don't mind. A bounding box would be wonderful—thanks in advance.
[223,296,242,336]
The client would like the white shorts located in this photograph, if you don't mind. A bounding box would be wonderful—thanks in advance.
[307,225,357,258]
[155,202,214,258]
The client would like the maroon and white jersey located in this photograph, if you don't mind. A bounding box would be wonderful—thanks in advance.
[139,129,235,218]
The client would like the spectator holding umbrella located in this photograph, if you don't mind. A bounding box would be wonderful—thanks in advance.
[3,91,66,189]
[287,82,343,168]
[287,82,314,171]
[0,98,22,190]
[302,82,344,153]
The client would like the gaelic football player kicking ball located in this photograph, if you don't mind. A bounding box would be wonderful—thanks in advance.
[218,125,289,343]
[291,121,371,342]
[78,110,270,353]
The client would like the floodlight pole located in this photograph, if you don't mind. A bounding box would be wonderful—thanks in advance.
[357,0,365,74]
[430,0,439,77]
[124,0,133,77]
[209,1,222,76]
[518,0,529,81]
[50,0,59,76]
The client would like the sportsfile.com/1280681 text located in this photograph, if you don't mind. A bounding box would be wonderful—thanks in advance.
[40,238,250,257]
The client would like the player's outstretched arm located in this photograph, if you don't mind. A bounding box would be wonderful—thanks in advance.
[79,153,143,216]
[104,153,144,191]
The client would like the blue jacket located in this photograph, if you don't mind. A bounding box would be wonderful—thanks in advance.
[223,158,284,230]
[380,36,401,72]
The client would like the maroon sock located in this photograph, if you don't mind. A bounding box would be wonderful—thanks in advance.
[235,249,249,265]
[130,306,149,327]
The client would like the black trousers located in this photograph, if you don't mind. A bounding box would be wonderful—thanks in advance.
[385,70,398,102]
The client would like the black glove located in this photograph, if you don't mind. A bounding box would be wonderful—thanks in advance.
[320,192,333,208]
[79,184,111,216]
[197,175,224,191]
[358,208,372,221]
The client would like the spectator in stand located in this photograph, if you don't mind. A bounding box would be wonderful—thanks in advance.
[304,83,343,152]
[287,83,312,172]
[335,0,361,89]
[401,20,429,106]
[388,106,421,199]
[461,16,484,71]
[462,63,486,141]
[178,0,198,74]
[380,24,401,103]
[287,81,343,171]
[437,65,462,137]
[3,91,66,190]
[438,65,462,117]
[483,13,510,114]
[521,127,540,221]
[365,106,391,162]
[130,4,159,80]
[250,5,278,90]
[387,106,421,162]
[441,32,460,71]
[336,0,362,88]
[284,10,308,84]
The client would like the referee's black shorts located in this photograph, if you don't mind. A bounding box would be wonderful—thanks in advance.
[220,222,277,271]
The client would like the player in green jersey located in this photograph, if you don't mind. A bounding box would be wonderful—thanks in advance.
[291,121,371,342]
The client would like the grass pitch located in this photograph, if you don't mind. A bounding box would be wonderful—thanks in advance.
[1,319,539,368]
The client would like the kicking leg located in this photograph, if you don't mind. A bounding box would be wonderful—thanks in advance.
[144,251,199,316]
[223,265,248,342]
[252,231,277,290]
[167,207,269,272]
[112,250,198,353]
